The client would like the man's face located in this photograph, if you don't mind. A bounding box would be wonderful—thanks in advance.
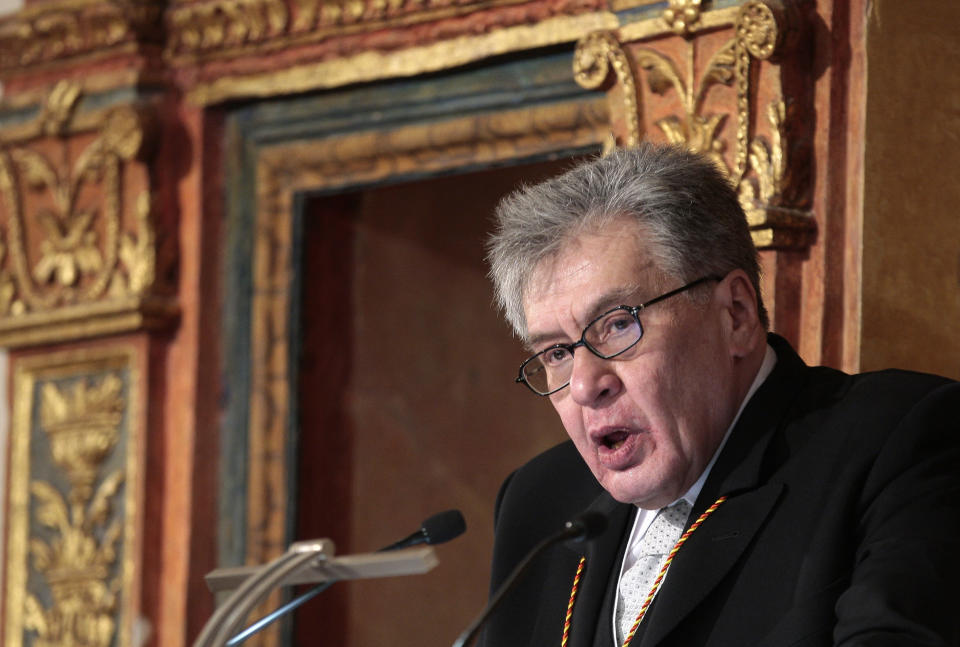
[522,218,747,509]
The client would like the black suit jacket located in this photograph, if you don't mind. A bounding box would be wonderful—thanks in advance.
[482,335,960,647]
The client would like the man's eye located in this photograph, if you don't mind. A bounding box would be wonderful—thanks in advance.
[542,347,571,367]
[600,313,635,338]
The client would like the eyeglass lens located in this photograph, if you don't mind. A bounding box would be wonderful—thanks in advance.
[521,308,642,394]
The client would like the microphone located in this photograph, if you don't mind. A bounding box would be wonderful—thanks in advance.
[226,509,467,645]
[380,509,467,552]
[451,511,607,647]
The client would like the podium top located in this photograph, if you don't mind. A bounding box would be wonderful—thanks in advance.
[204,545,439,593]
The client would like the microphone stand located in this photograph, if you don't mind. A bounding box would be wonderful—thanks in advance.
[224,536,419,645]
[194,540,334,647]
[451,513,606,647]
[193,541,438,647]
[225,581,333,646]
[218,509,466,645]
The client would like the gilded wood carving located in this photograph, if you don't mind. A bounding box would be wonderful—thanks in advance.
[168,0,609,58]
[6,348,141,647]
[0,0,163,71]
[0,81,176,347]
[573,0,815,250]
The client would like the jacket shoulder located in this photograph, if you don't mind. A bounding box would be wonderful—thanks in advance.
[495,441,602,532]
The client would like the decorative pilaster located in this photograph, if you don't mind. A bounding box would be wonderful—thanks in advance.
[5,346,143,647]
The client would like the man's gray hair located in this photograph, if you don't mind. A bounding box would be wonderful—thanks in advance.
[487,143,768,339]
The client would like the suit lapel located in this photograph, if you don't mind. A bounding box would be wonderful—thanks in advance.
[638,483,784,646]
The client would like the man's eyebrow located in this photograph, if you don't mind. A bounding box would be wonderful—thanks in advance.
[586,284,644,317]
[524,283,644,351]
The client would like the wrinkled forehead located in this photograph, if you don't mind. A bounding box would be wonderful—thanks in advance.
[526,216,659,292]
[522,218,666,336]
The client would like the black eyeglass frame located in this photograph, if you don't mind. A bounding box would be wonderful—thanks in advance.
[515,275,723,396]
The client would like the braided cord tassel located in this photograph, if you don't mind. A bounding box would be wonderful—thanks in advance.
[561,556,587,647]
[620,495,728,647]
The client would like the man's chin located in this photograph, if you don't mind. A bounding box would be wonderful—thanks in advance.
[595,467,684,508]
[598,472,653,507]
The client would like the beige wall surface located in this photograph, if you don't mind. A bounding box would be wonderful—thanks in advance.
[861,0,960,379]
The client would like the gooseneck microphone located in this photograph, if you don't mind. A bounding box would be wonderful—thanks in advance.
[451,512,607,647]
[381,509,468,551]
[226,509,467,645]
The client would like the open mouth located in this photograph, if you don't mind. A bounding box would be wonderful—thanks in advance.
[600,429,630,450]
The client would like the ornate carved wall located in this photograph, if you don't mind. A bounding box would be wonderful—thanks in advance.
[0,0,955,645]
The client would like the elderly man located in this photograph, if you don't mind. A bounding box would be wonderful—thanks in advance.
[482,144,960,647]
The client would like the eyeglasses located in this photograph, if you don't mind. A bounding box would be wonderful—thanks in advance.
[515,276,721,396]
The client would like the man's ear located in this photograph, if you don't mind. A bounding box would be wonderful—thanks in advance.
[717,270,763,358]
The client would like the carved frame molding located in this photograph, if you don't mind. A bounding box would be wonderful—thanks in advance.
[233,97,607,645]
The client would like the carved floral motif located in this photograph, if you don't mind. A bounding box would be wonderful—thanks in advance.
[23,374,126,647]
[0,81,164,334]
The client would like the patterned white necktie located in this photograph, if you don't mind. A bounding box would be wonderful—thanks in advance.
[616,500,692,644]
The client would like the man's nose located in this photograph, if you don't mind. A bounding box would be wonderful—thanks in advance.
[568,350,622,406]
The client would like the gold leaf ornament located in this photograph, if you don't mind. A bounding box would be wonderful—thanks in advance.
[117,191,155,295]
[100,107,144,162]
[662,0,701,36]
[23,595,49,636]
[30,480,70,534]
[87,470,124,528]
[635,49,684,99]
[573,32,642,147]
[699,40,737,95]
[10,149,58,193]
[28,538,53,572]
[39,80,82,136]
[737,0,781,61]
[573,33,615,90]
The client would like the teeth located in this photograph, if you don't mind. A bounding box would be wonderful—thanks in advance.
[610,439,625,450]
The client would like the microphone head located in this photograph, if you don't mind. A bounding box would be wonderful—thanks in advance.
[421,509,467,545]
[564,512,607,542]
